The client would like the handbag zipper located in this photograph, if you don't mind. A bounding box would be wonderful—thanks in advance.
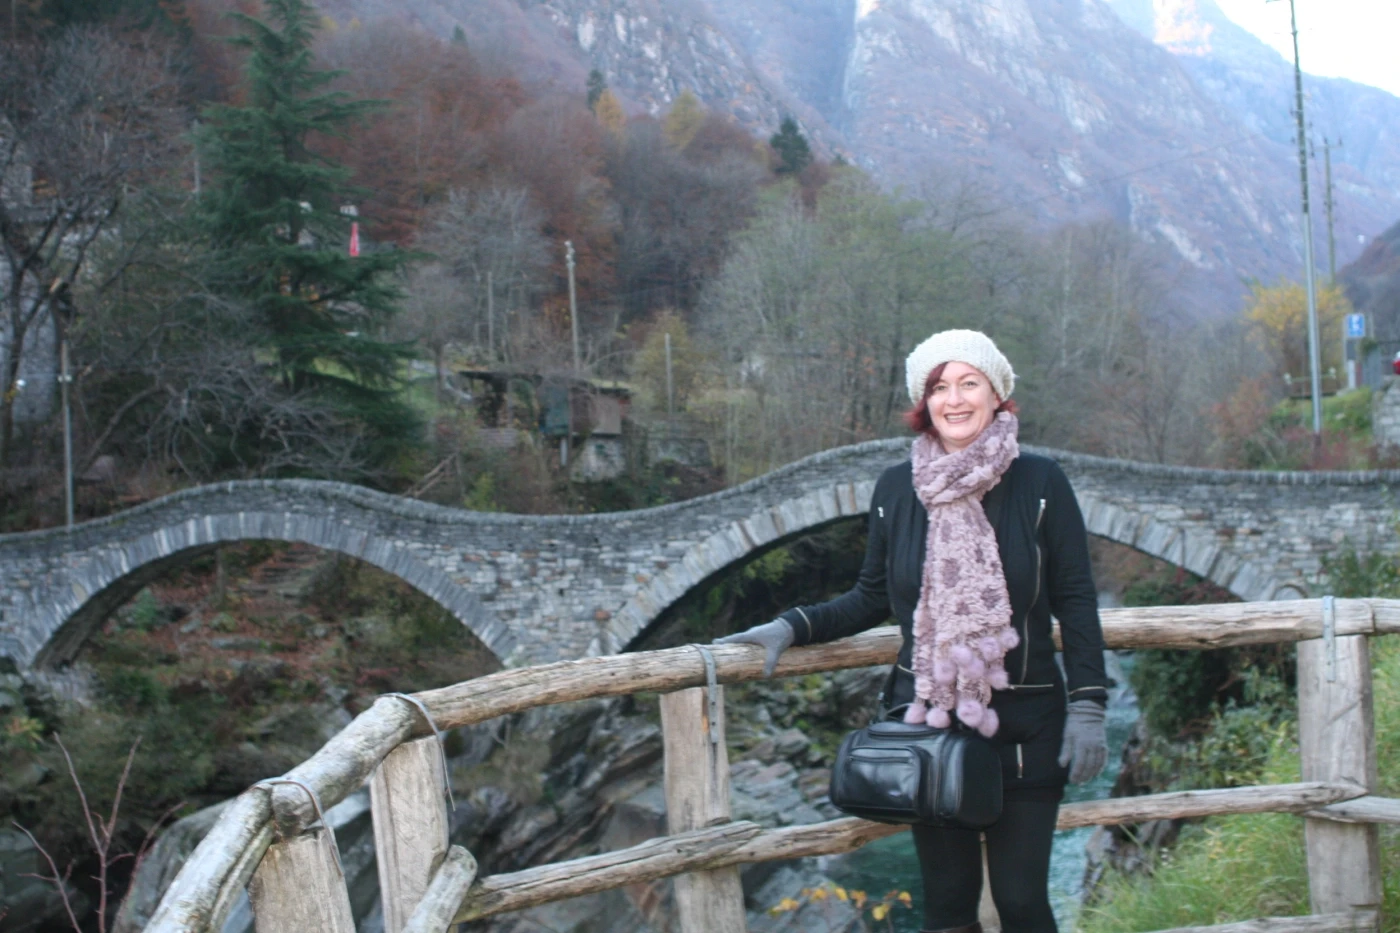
[1019,498,1046,684]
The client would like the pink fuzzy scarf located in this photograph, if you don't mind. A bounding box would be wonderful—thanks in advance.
[904,412,1020,737]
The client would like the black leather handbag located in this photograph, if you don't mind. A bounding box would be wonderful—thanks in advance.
[828,710,1003,829]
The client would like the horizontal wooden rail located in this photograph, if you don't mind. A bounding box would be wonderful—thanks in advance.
[1055,781,1364,829]
[146,599,1399,932]
[1092,598,1399,649]
[1142,911,1378,933]
[456,822,762,922]
[1306,795,1400,825]
[445,781,1364,923]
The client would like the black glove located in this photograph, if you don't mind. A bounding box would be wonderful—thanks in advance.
[1058,699,1108,784]
[713,619,794,678]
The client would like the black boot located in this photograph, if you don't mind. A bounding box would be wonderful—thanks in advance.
[922,925,982,933]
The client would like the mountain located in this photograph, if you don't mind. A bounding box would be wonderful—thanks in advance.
[1104,0,1400,277]
[1339,219,1400,343]
[326,0,1400,316]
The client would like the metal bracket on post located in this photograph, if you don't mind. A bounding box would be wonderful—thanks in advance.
[1322,595,1337,683]
[693,645,720,745]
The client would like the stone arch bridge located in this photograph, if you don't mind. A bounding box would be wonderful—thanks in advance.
[2,440,1396,671]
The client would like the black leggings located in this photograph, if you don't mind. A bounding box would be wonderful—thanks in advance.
[911,797,1060,933]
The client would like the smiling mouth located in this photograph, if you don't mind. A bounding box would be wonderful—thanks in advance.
[943,412,974,424]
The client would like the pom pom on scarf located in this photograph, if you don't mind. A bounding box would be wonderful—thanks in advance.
[956,697,985,728]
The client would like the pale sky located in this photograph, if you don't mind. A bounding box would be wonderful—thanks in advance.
[1214,0,1400,98]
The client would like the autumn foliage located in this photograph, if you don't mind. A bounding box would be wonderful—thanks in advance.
[1244,279,1353,378]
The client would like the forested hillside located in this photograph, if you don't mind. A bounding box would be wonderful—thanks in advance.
[0,0,1393,535]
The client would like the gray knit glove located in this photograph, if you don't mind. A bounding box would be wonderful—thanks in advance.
[1058,699,1108,784]
[713,619,794,678]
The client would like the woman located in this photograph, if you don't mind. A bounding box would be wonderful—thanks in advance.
[717,329,1109,933]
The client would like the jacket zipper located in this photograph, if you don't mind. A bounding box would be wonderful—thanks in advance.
[1016,744,1024,779]
[1019,498,1046,684]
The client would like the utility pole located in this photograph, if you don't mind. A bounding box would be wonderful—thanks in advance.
[1322,137,1338,282]
[59,338,74,528]
[664,331,674,433]
[565,240,581,374]
[486,270,494,362]
[1283,0,1323,444]
[192,120,201,197]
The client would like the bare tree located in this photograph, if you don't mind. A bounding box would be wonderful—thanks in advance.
[701,175,990,477]
[608,118,764,318]
[0,26,182,466]
[13,736,179,933]
[418,186,550,365]
[395,262,466,392]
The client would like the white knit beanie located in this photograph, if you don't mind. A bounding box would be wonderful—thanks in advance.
[904,329,1015,404]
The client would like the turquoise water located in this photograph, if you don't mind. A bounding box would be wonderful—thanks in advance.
[825,652,1138,932]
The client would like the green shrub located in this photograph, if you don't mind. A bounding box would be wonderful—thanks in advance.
[1130,649,1236,737]
[127,589,165,631]
[1,713,44,753]
[1323,548,1400,599]
[1120,569,1276,737]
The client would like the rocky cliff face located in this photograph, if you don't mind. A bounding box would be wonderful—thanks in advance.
[832,0,1311,309]
[1340,218,1400,341]
[335,0,1400,315]
[1104,0,1400,274]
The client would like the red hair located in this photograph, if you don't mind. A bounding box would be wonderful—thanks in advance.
[903,362,1019,439]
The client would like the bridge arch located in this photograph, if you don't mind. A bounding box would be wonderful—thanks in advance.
[1073,491,1296,602]
[26,510,511,669]
[610,480,877,652]
[610,464,1301,652]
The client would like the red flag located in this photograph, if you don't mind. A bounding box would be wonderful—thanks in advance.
[349,222,360,257]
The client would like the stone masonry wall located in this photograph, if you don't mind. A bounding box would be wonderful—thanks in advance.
[1372,377,1400,448]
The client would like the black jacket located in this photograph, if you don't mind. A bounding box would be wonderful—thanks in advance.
[781,451,1110,790]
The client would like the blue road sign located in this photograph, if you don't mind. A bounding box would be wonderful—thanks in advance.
[1345,313,1366,339]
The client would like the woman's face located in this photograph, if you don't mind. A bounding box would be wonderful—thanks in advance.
[927,361,1000,452]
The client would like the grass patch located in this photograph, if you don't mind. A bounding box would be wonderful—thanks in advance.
[1077,635,1400,932]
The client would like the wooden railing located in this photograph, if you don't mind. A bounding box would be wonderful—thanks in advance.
[142,598,1400,933]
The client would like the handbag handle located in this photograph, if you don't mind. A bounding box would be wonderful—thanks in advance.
[882,702,912,721]
[880,703,975,733]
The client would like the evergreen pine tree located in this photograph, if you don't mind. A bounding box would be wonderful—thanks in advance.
[451,24,467,44]
[586,68,607,112]
[197,0,416,469]
[769,116,812,175]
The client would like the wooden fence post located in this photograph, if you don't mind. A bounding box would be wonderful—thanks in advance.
[1297,632,1381,915]
[371,736,452,933]
[659,682,747,933]
[248,827,355,933]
